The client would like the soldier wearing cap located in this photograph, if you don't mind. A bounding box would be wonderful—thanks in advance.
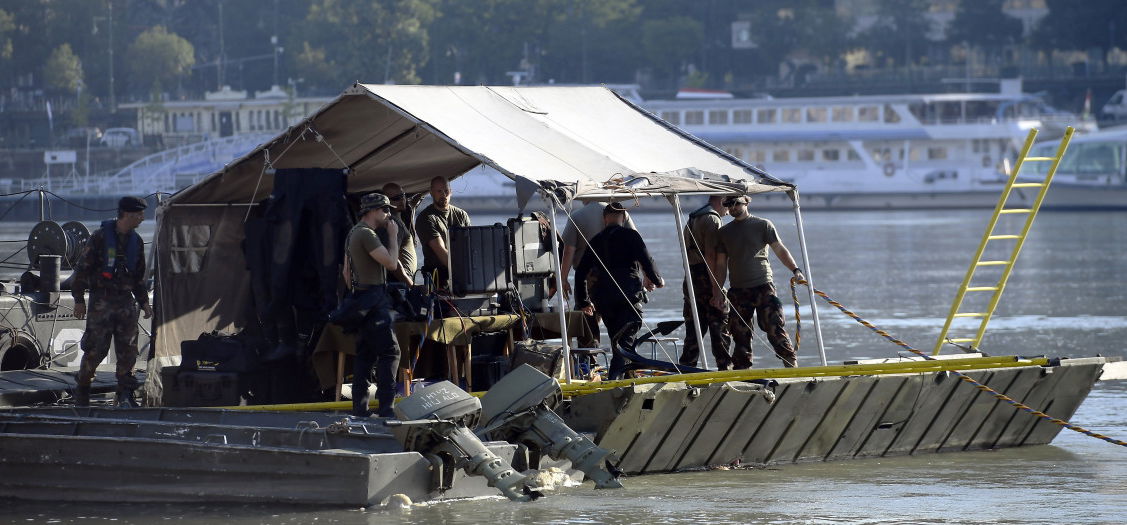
[711,195,803,368]
[342,192,401,417]
[71,196,152,407]
[377,182,417,284]
[679,195,734,369]
[574,202,664,380]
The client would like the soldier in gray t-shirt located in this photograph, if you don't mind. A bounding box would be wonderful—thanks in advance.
[712,195,805,368]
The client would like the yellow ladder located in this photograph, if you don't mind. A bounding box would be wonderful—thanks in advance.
[932,126,1075,355]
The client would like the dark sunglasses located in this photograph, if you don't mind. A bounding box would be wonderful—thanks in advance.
[388,194,406,201]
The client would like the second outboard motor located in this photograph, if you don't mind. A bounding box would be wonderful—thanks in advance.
[387,381,540,502]
[478,364,623,489]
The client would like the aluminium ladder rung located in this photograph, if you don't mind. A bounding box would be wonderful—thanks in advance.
[987,235,1021,240]
[953,312,986,317]
[1023,157,1057,162]
[1011,183,1043,188]
[999,209,1032,214]
[965,286,999,291]
[975,260,1010,266]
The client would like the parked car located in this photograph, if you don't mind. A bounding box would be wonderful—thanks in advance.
[100,127,140,148]
[1100,89,1127,121]
[61,127,102,147]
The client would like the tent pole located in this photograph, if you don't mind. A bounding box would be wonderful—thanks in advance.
[670,194,708,370]
[544,192,572,384]
[789,191,826,366]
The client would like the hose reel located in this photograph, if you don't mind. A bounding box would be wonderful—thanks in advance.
[27,220,90,270]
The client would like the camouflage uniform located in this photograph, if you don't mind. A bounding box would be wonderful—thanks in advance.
[727,284,795,368]
[71,221,148,398]
[680,264,733,369]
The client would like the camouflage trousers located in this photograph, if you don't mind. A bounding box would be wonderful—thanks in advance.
[679,264,733,369]
[727,283,796,368]
[77,292,140,388]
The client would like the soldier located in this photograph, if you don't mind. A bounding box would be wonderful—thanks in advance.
[72,196,152,407]
[379,182,417,284]
[574,202,664,380]
[416,176,470,289]
[711,195,803,368]
[679,195,734,369]
[342,192,401,417]
[560,201,638,348]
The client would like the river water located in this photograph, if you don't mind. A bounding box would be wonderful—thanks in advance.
[2,209,1126,523]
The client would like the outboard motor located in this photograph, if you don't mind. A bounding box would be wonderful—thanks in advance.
[478,364,623,489]
[387,381,540,502]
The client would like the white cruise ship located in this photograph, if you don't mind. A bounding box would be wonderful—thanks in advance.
[641,80,1125,209]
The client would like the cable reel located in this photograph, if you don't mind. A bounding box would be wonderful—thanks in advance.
[26,220,90,270]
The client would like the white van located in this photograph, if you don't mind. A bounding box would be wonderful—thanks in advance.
[1101,90,1127,120]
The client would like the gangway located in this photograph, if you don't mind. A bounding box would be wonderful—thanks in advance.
[14,134,270,196]
[933,127,1075,354]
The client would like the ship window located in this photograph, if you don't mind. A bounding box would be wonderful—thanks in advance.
[773,149,790,162]
[709,110,729,124]
[884,104,901,123]
[928,147,948,160]
[723,146,744,159]
[832,106,854,122]
[757,108,777,123]
[847,149,861,161]
[685,111,705,125]
[807,107,828,123]
[797,149,815,161]
[822,149,840,161]
[169,225,212,274]
[661,111,681,125]
[749,150,766,163]
[211,113,216,132]
[733,109,753,124]
[782,108,802,123]
[859,106,880,121]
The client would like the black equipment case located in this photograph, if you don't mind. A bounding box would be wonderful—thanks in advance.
[449,224,513,296]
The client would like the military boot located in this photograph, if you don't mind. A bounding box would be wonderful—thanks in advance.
[115,376,141,408]
[74,384,90,407]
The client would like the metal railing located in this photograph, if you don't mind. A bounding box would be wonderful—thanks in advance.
[13,134,270,196]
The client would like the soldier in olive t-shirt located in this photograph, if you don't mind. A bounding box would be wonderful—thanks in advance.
[713,195,804,368]
[416,176,470,289]
[347,224,388,287]
[680,196,733,369]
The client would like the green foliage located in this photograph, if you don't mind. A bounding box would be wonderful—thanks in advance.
[946,0,1023,52]
[297,0,438,86]
[641,16,703,77]
[1033,0,1127,55]
[43,43,83,93]
[126,25,195,97]
[857,0,935,67]
[0,8,13,61]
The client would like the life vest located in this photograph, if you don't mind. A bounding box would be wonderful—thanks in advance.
[685,204,719,256]
[100,219,142,280]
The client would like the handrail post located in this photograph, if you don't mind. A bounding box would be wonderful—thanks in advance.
[544,191,572,383]
[669,194,708,369]
[38,189,46,222]
[790,191,826,366]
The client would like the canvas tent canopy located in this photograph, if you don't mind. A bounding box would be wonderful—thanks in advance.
[152,84,794,371]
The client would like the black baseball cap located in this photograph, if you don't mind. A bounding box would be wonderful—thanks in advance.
[722,195,749,207]
[603,202,628,216]
[118,196,147,212]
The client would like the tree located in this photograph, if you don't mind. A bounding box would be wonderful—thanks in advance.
[641,16,704,81]
[43,43,84,93]
[0,8,13,61]
[857,0,935,67]
[1033,0,1127,63]
[295,0,438,90]
[126,25,195,98]
[946,0,1023,57]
